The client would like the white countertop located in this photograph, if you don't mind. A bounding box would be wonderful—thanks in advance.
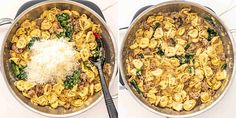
[119,0,236,118]
[0,0,118,118]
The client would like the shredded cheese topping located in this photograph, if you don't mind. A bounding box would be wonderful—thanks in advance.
[26,39,78,84]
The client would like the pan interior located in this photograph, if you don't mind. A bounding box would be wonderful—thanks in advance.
[121,2,234,116]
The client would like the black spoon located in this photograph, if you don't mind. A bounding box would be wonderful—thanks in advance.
[89,46,118,118]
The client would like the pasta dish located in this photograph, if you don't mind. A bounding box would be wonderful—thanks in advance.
[125,8,228,111]
[9,8,111,109]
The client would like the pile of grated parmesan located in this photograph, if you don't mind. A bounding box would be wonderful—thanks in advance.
[26,39,78,84]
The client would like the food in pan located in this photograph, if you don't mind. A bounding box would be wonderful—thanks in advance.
[125,8,228,111]
[9,8,111,109]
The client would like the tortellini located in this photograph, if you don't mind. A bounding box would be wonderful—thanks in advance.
[139,38,149,48]
[166,28,176,39]
[94,83,102,92]
[151,68,163,77]
[183,99,196,111]
[148,38,157,48]
[172,102,183,111]
[200,92,212,103]
[144,28,154,39]
[177,27,185,36]
[79,14,92,31]
[53,82,64,95]
[126,8,227,112]
[165,47,176,57]
[41,31,50,39]
[191,15,200,27]
[164,21,174,30]
[16,28,26,36]
[80,48,90,61]
[44,84,52,95]
[216,70,227,81]
[154,28,164,38]
[188,29,198,38]
[160,96,169,107]
[132,59,143,69]
[41,20,52,30]
[147,89,157,104]
[199,29,208,38]
[16,35,27,48]
[30,29,41,37]
[48,93,58,104]
[37,95,49,106]
[203,66,213,77]
[14,80,35,91]
[175,45,185,55]
[212,81,222,90]
[71,99,83,107]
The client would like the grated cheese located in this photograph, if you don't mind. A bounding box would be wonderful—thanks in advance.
[26,39,78,84]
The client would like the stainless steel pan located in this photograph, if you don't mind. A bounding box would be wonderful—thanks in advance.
[120,1,235,117]
[0,0,117,117]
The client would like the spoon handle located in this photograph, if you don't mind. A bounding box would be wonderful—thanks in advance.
[97,66,118,118]
[0,18,13,26]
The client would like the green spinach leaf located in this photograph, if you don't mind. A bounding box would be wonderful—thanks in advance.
[11,61,27,79]
[130,79,141,94]
[207,28,217,41]
[64,70,80,89]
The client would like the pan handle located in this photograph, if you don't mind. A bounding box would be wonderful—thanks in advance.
[0,18,13,26]
[230,29,236,34]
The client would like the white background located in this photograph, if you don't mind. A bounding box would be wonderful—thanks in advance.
[0,0,118,118]
[119,0,236,118]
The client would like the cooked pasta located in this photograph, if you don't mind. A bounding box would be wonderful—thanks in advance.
[125,8,228,112]
[10,8,111,109]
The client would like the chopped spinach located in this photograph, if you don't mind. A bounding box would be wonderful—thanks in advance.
[136,69,142,76]
[18,72,27,79]
[156,46,165,56]
[130,79,141,94]
[185,53,194,63]
[185,53,194,59]
[204,16,215,26]
[207,28,217,41]
[175,55,185,65]
[56,13,73,41]
[184,43,191,51]
[91,50,101,58]
[152,22,160,30]
[28,37,39,49]
[170,38,176,46]
[221,63,227,70]
[176,53,194,65]
[137,53,144,58]
[11,61,20,76]
[56,31,66,38]
[91,35,103,59]
[188,67,193,73]
[57,13,70,22]
[65,26,73,40]
[64,70,80,89]
[11,61,27,79]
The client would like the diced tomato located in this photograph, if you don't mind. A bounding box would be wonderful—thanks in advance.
[93,32,101,39]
